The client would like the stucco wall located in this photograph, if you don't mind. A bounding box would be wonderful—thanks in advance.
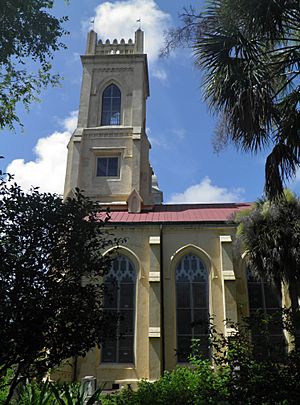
[63,223,244,387]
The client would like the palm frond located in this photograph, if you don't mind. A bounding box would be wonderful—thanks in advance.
[265,142,298,199]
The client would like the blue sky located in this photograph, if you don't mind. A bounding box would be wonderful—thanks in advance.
[2,0,299,203]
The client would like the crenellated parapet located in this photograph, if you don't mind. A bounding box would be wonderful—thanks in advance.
[96,38,135,55]
[85,29,144,55]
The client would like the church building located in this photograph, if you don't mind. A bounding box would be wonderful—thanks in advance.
[59,29,284,388]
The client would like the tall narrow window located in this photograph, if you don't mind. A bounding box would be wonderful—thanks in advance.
[176,253,209,362]
[101,84,121,125]
[102,255,136,363]
[247,268,286,357]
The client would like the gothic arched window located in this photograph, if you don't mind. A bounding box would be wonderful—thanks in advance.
[247,268,286,357]
[101,84,121,125]
[102,255,136,363]
[176,253,209,362]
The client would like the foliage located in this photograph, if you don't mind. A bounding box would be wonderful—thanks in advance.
[101,360,229,405]
[17,380,55,405]
[0,0,69,130]
[15,380,103,404]
[235,190,300,343]
[48,381,103,405]
[102,315,300,405]
[0,369,13,404]
[0,179,119,404]
[163,0,300,199]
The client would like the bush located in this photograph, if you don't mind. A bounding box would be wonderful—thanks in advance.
[0,369,13,404]
[102,314,300,405]
[102,358,229,405]
[1,380,104,405]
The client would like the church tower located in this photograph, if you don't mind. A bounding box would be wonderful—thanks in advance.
[56,29,269,390]
[64,29,162,211]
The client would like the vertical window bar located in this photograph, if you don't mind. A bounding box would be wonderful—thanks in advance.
[101,84,121,126]
[102,256,136,364]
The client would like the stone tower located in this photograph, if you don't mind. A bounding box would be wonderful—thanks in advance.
[64,29,162,211]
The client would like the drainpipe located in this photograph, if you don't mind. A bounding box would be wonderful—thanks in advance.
[160,224,166,375]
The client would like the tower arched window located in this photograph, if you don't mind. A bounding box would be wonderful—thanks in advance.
[102,255,136,363]
[247,268,286,358]
[176,253,209,362]
[101,84,121,126]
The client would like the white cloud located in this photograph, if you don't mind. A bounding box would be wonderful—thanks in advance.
[6,111,78,195]
[172,128,186,141]
[148,127,187,150]
[60,110,78,133]
[91,0,171,77]
[168,177,244,204]
[152,67,167,81]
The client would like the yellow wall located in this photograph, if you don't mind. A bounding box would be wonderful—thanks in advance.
[54,222,245,388]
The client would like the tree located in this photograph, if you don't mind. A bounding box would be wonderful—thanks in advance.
[163,0,300,199]
[235,190,300,346]
[0,0,68,130]
[0,179,119,404]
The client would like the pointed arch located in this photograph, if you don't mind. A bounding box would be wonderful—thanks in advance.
[101,83,121,125]
[104,246,144,280]
[101,247,141,364]
[170,244,212,275]
[170,244,211,362]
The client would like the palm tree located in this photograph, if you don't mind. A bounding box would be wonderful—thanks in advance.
[164,0,300,199]
[235,190,300,346]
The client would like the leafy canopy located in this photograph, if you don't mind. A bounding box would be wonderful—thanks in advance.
[0,179,119,403]
[163,0,300,199]
[234,190,300,345]
[0,1,68,129]
[235,190,300,288]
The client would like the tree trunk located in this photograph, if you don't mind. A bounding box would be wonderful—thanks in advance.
[288,282,300,350]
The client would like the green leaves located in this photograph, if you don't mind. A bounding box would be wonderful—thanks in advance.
[0,1,68,129]
[199,1,300,198]
[0,179,118,403]
[17,380,104,405]
[164,0,300,199]
[234,192,300,346]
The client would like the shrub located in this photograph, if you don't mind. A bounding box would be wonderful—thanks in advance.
[102,359,229,405]
[102,314,300,405]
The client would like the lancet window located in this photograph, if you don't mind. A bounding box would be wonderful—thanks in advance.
[102,255,136,363]
[247,267,286,357]
[176,253,209,362]
[101,84,121,126]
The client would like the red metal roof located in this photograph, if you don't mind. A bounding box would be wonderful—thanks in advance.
[98,203,252,224]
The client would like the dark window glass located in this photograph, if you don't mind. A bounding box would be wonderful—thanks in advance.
[119,336,134,363]
[176,254,209,362]
[102,340,117,362]
[177,336,192,363]
[176,283,190,308]
[247,268,286,358]
[101,84,121,125]
[120,284,134,309]
[102,256,136,364]
[96,157,119,177]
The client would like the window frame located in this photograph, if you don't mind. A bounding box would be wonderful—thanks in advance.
[100,83,121,126]
[246,268,286,358]
[101,255,136,364]
[96,156,120,178]
[175,253,210,363]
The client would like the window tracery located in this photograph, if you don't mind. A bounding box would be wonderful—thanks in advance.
[176,253,209,362]
[102,255,135,363]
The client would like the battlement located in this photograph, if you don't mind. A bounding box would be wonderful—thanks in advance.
[85,29,144,56]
